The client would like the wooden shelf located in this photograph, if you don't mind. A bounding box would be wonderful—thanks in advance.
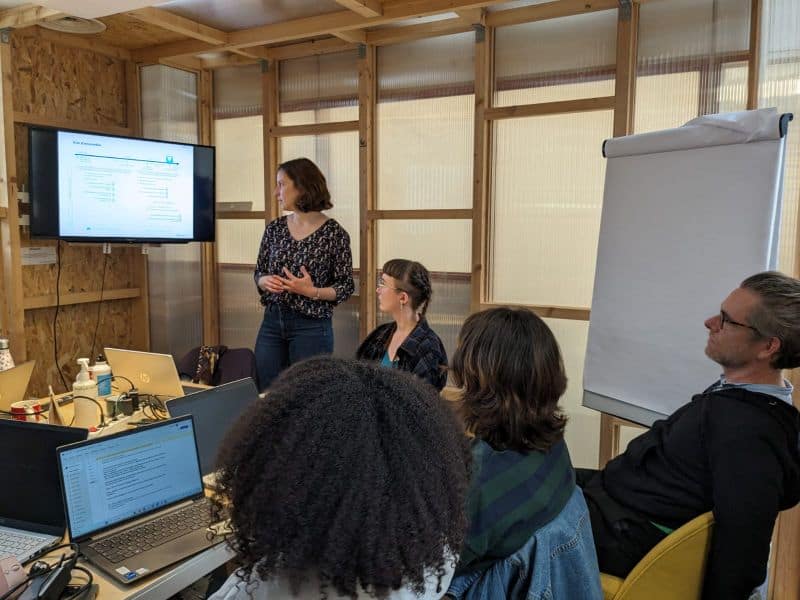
[23,287,141,310]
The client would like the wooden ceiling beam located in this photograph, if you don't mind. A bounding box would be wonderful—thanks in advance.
[224,0,506,51]
[132,38,215,62]
[0,5,63,29]
[332,29,367,44]
[334,0,383,18]
[202,53,257,69]
[126,7,226,44]
[455,8,484,24]
[366,18,473,45]
[263,37,356,61]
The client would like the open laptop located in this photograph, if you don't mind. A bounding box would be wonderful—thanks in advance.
[104,348,203,398]
[57,415,223,584]
[0,361,36,411]
[165,378,260,488]
[0,420,88,563]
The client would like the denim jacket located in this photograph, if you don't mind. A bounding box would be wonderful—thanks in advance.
[447,487,602,600]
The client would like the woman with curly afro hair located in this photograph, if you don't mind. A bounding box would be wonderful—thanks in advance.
[209,356,471,600]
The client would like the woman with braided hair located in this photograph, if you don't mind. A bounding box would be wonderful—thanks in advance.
[209,356,471,600]
[356,259,448,390]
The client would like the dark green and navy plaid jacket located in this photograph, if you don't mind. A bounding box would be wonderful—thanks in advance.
[356,318,448,390]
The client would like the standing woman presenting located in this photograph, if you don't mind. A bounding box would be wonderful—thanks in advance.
[254,158,354,391]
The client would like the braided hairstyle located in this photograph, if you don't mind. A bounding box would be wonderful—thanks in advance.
[382,259,433,317]
[210,357,471,599]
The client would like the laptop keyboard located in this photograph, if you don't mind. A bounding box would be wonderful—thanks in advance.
[0,530,48,560]
[88,498,214,565]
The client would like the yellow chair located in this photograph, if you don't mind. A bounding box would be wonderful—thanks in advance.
[601,512,715,600]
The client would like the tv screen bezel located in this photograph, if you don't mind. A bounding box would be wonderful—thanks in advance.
[29,126,216,244]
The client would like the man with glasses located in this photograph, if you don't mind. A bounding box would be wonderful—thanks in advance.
[577,271,800,599]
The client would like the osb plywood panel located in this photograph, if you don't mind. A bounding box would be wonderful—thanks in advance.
[22,244,137,298]
[12,34,126,127]
[98,14,188,50]
[25,299,136,398]
[15,123,27,190]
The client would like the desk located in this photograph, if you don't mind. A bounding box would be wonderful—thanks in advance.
[36,389,234,600]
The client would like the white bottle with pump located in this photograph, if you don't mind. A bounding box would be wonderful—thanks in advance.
[73,358,98,428]
[91,356,112,398]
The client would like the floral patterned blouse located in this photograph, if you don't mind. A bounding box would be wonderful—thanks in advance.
[253,216,355,319]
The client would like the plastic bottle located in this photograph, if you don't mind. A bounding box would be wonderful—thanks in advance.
[0,339,14,372]
[73,358,98,428]
[91,355,112,398]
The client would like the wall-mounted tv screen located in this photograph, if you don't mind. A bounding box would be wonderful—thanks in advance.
[29,127,215,243]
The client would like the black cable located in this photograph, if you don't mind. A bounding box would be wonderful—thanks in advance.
[110,374,135,391]
[53,240,68,392]
[61,565,93,600]
[89,251,110,364]
[0,544,81,600]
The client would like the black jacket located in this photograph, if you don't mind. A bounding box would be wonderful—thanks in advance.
[356,319,448,391]
[603,387,800,599]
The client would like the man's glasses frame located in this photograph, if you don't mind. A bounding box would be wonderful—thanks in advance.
[719,310,762,336]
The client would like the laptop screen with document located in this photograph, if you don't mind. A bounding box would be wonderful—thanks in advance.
[57,416,203,541]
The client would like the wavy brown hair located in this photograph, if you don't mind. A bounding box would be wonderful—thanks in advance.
[278,157,333,212]
[210,357,470,599]
[451,307,568,453]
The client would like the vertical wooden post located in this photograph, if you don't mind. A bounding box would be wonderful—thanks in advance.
[358,44,376,339]
[0,31,24,360]
[598,2,639,467]
[262,60,279,223]
[471,21,493,314]
[747,0,762,110]
[198,68,219,346]
[125,60,150,351]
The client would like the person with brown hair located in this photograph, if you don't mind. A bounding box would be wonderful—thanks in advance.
[253,157,354,391]
[446,307,601,599]
[356,259,447,391]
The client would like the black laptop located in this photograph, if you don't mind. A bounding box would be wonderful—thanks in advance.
[165,377,260,485]
[0,420,88,563]
[56,415,223,584]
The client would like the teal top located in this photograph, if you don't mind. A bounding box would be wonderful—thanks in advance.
[380,350,397,369]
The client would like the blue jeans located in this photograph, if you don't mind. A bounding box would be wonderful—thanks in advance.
[254,304,333,391]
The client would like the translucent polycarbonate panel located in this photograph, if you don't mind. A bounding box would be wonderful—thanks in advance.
[216,219,265,266]
[377,220,471,274]
[377,95,474,209]
[278,51,359,125]
[214,116,264,211]
[140,64,202,356]
[214,63,261,118]
[760,0,800,275]
[638,0,750,60]
[493,10,617,107]
[378,32,474,100]
[219,265,263,350]
[718,61,749,113]
[543,318,600,469]
[332,297,360,359]
[635,0,751,133]
[490,111,613,308]
[141,65,198,144]
[279,132,359,265]
[634,71,701,134]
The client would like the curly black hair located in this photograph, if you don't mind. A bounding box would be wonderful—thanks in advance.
[211,357,471,599]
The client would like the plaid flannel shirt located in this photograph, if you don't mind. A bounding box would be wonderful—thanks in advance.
[356,318,448,391]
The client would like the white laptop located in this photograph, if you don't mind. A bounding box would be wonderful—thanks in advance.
[104,348,202,398]
[0,360,35,412]
[0,420,88,563]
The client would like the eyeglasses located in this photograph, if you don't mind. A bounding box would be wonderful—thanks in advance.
[377,278,405,293]
[719,310,761,335]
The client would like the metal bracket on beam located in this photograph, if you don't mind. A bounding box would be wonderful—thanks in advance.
[0,28,12,44]
[618,0,632,21]
[474,24,485,43]
[358,44,367,59]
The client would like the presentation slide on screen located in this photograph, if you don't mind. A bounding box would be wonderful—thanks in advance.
[60,421,201,539]
[57,131,195,239]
